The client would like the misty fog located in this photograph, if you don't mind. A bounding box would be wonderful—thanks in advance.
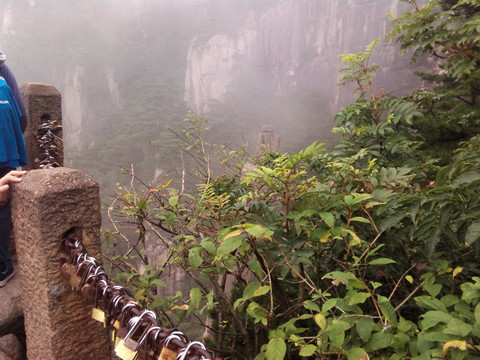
[0,0,426,193]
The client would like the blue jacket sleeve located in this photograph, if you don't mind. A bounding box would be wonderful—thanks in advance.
[0,64,28,133]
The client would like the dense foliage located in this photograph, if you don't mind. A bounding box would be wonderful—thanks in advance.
[103,1,480,359]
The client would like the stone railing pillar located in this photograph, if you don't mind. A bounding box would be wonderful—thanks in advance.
[10,167,110,360]
[20,83,64,170]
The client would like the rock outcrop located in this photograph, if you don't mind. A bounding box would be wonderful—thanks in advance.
[184,0,425,115]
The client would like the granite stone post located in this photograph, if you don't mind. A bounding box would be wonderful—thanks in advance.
[20,83,63,170]
[10,168,110,360]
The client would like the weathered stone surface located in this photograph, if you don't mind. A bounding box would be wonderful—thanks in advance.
[0,334,23,360]
[10,167,110,360]
[20,83,63,170]
[0,350,11,360]
[0,262,24,342]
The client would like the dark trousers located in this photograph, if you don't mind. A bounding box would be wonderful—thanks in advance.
[0,167,14,267]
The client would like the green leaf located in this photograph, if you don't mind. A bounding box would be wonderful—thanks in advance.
[348,292,370,305]
[379,213,406,231]
[368,258,396,266]
[356,317,374,342]
[188,287,202,313]
[345,347,369,360]
[421,311,453,330]
[188,247,203,269]
[453,171,480,186]
[475,303,480,324]
[244,224,274,239]
[217,235,243,258]
[379,299,397,325]
[319,212,335,228]
[265,338,286,360]
[315,313,327,330]
[345,193,372,206]
[465,222,480,246]
[247,258,263,279]
[415,296,447,312]
[200,240,216,254]
[424,277,442,297]
[328,321,345,348]
[299,344,317,357]
[243,282,261,299]
[323,271,358,285]
[304,300,321,313]
[443,318,473,337]
[365,332,393,352]
[169,196,178,207]
[350,216,371,224]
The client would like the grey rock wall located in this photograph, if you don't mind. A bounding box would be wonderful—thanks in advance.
[184,0,424,115]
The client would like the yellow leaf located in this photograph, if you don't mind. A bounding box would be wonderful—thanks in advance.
[405,275,413,284]
[223,229,243,240]
[345,229,362,246]
[453,266,463,278]
[161,178,172,189]
[314,313,326,330]
[442,340,467,357]
[319,231,332,243]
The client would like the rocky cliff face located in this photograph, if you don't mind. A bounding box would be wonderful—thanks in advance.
[184,0,422,115]
[0,0,428,155]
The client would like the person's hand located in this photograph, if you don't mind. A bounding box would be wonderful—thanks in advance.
[0,170,27,203]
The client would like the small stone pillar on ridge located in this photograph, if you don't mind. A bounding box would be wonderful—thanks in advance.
[256,125,280,154]
[10,168,111,360]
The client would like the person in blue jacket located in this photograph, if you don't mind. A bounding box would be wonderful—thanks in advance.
[0,51,28,287]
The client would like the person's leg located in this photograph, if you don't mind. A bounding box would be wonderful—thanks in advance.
[0,168,14,287]
[0,198,12,266]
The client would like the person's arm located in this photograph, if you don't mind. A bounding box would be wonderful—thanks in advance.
[0,170,27,204]
[0,64,28,132]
